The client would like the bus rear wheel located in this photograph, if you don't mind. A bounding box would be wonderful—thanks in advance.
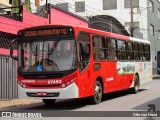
[42,99,56,106]
[131,75,140,94]
[89,80,103,104]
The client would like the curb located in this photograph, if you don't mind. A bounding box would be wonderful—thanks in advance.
[0,101,42,110]
[0,104,24,110]
[0,101,41,110]
[152,75,160,79]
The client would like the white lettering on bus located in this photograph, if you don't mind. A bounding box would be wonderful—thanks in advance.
[106,77,114,81]
[21,80,36,83]
[47,80,62,84]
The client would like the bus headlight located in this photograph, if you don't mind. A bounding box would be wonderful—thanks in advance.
[62,84,66,88]
[22,84,26,88]
[18,80,27,88]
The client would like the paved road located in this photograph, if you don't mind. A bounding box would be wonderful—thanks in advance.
[1,79,160,120]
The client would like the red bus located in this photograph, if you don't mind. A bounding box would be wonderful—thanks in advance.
[10,25,152,105]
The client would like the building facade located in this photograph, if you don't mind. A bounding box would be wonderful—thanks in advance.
[39,0,160,74]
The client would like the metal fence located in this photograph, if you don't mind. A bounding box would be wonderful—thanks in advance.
[0,6,22,21]
[0,56,18,100]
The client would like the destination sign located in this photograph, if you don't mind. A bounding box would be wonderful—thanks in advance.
[23,28,73,37]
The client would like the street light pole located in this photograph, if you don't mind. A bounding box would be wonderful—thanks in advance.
[130,0,134,37]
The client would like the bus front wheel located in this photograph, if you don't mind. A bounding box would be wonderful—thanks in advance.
[89,80,103,104]
[42,99,56,106]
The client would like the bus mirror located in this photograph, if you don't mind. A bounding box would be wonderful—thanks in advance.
[10,39,18,60]
[10,49,18,60]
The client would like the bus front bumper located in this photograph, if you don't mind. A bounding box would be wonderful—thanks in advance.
[18,83,79,99]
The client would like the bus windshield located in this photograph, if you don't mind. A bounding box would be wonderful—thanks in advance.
[19,39,77,72]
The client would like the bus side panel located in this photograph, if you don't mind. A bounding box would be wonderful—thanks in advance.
[115,62,135,90]
[105,62,119,92]
[89,62,136,96]
[90,62,118,94]
[130,61,152,88]
[104,62,135,93]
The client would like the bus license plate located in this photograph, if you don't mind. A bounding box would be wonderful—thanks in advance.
[37,92,47,96]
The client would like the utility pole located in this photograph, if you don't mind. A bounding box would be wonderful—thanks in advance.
[46,0,48,12]
[130,0,134,37]
[19,0,21,20]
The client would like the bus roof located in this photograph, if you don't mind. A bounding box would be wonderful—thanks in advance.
[74,25,129,41]
[129,37,150,44]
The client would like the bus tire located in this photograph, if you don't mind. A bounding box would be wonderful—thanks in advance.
[42,99,56,106]
[89,80,103,104]
[131,75,140,94]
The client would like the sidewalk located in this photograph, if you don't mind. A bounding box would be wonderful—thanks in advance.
[152,75,160,79]
[0,99,42,110]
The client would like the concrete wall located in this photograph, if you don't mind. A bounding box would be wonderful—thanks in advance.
[147,0,160,74]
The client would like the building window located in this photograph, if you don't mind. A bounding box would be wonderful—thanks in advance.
[158,8,160,19]
[149,0,154,12]
[150,24,154,36]
[56,3,69,11]
[75,1,85,12]
[124,0,139,8]
[103,0,117,10]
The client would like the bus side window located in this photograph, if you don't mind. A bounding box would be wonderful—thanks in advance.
[106,38,117,61]
[117,40,127,60]
[93,36,106,60]
[79,42,90,61]
[78,32,90,72]
[139,43,145,61]
[134,42,140,61]
[127,42,134,60]
[145,44,151,61]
